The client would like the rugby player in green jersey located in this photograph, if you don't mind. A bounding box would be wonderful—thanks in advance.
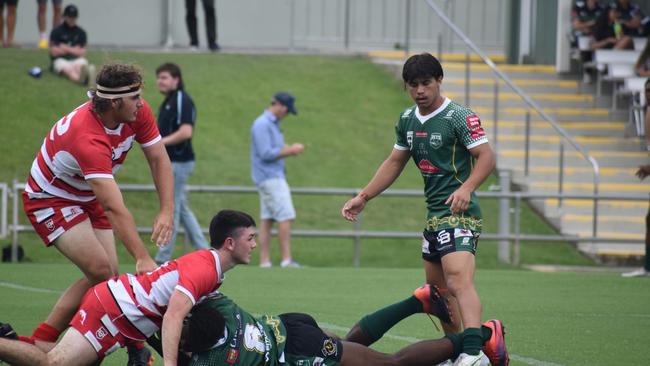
[342,53,496,365]
[172,284,506,366]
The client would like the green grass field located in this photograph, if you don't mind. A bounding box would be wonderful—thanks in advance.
[0,48,590,268]
[1,48,637,366]
[0,263,649,366]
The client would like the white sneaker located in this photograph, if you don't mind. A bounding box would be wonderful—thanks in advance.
[622,268,648,277]
[259,261,272,268]
[280,260,301,268]
[453,351,489,366]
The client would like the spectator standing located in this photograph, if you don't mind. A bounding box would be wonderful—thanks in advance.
[185,0,219,51]
[0,0,18,47]
[154,62,210,264]
[622,79,650,277]
[49,4,95,85]
[36,0,61,49]
[0,0,17,48]
[250,92,304,268]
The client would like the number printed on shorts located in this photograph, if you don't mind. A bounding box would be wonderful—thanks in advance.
[436,230,451,245]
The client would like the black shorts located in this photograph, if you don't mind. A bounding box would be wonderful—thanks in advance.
[421,228,479,262]
[0,0,18,7]
[280,313,343,365]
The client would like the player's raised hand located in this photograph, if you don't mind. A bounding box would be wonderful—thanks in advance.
[341,195,366,222]
[445,187,471,215]
[136,256,158,275]
[151,211,173,247]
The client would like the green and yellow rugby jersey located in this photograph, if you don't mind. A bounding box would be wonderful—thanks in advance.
[190,293,287,366]
[394,97,488,232]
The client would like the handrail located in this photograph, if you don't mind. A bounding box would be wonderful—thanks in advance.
[423,0,601,237]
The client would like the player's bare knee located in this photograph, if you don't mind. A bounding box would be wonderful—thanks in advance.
[86,262,114,283]
[444,273,470,297]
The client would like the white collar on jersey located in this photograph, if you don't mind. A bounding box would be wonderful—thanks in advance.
[104,123,124,135]
[415,97,450,124]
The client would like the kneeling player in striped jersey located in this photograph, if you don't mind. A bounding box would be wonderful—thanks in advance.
[0,210,256,366]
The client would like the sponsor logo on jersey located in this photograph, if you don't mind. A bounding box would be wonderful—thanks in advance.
[322,338,338,357]
[80,309,87,325]
[45,218,55,232]
[430,133,442,149]
[406,131,413,148]
[418,159,441,175]
[226,349,239,364]
[443,110,455,119]
[454,228,473,237]
[95,326,107,340]
[465,115,486,140]
[402,108,413,118]
[415,132,428,137]
[61,205,83,223]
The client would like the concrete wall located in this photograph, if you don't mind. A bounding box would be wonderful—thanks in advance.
[11,0,508,54]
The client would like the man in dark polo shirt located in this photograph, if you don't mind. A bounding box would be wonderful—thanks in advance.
[154,62,209,264]
[49,4,95,85]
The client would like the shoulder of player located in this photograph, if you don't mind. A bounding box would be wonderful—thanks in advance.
[399,105,416,119]
[447,101,478,121]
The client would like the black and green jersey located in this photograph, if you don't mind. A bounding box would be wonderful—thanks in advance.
[189,293,287,366]
[394,98,487,232]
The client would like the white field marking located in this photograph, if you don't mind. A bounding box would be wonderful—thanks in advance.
[1,283,571,366]
[575,312,650,318]
[509,354,566,366]
[0,281,61,294]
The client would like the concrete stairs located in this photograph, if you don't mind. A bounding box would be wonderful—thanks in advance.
[372,54,649,263]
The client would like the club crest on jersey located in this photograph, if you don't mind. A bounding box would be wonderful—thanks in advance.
[430,133,442,149]
[45,219,55,232]
[322,338,338,357]
[95,326,107,340]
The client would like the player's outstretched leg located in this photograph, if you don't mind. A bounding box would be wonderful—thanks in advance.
[345,284,451,346]
[0,326,98,366]
[340,338,455,366]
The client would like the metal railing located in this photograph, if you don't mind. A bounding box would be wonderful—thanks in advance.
[5,181,645,267]
[423,0,602,239]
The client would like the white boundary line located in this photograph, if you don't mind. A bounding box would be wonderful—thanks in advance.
[0,281,567,366]
[0,281,61,294]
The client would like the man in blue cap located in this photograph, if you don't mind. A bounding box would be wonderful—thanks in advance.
[250,92,304,268]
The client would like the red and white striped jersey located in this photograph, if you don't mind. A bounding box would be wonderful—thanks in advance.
[25,100,161,202]
[94,249,225,341]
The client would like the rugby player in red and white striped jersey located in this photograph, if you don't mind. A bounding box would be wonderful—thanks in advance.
[0,210,257,366]
[19,63,174,361]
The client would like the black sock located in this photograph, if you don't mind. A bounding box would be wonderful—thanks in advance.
[461,327,483,355]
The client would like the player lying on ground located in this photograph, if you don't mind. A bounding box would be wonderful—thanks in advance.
[165,285,507,366]
[0,210,256,366]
